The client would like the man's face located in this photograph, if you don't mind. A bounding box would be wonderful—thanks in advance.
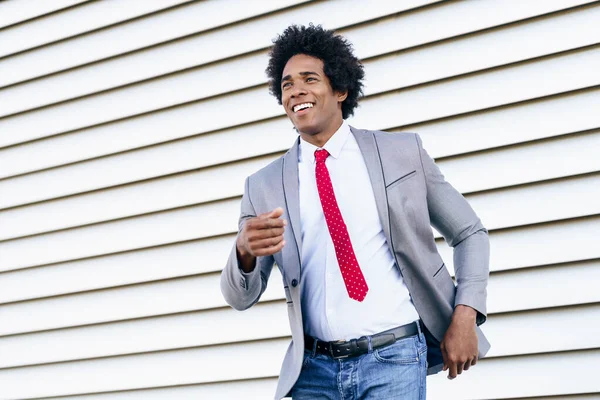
[281,54,347,137]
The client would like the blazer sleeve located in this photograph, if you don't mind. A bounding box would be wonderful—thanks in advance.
[415,133,490,325]
[220,176,275,311]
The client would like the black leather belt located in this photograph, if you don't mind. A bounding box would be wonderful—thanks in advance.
[304,321,419,360]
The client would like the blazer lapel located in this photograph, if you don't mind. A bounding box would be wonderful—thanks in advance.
[282,137,303,262]
[351,126,392,243]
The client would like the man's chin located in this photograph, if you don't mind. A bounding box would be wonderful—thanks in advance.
[294,123,320,137]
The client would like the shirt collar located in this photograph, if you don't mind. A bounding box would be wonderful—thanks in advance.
[298,120,351,164]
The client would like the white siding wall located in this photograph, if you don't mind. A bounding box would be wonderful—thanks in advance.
[0,0,599,398]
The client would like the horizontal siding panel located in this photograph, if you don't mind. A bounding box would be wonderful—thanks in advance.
[426,350,600,399]
[7,0,597,125]
[0,0,191,58]
[0,343,597,399]
[485,304,600,358]
[1,85,598,185]
[40,378,279,400]
[0,0,593,148]
[0,0,436,94]
[364,4,600,96]
[0,132,598,243]
[438,131,600,193]
[351,46,600,129]
[2,42,599,162]
[0,43,265,122]
[1,121,598,216]
[2,215,597,304]
[0,337,292,399]
[345,1,596,60]
[0,188,597,275]
[405,87,600,158]
[2,167,598,272]
[437,216,599,275]
[0,234,235,304]
[1,296,598,370]
[0,270,283,336]
[511,395,600,400]
[0,301,290,369]
[0,198,241,271]
[0,0,87,29]
[3,3,599,123]
[0,156,272,240]
[2,258,597,337]
[350,0,594,58]
[47,379,279,400]
[1,45,597,189]
[0,0,316,87]
[0,115,297,182]
[487,260,600,314]
[1,157,598,245]
[21,384,600,400]
[466,173,600,231]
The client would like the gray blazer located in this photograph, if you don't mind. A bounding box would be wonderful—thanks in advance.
[221,126,490,400]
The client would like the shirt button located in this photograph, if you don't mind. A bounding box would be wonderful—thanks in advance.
[291,279,298,287]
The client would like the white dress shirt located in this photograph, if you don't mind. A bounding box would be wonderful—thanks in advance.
[298,121,420,341]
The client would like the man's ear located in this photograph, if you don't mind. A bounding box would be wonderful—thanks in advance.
[337,90,348,103]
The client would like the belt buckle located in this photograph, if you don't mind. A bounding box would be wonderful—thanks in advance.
[330,340,349,359]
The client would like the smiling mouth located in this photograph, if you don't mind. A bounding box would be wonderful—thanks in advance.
[293,103,314,113]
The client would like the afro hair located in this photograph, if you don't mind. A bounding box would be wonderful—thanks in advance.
[266,24,365,120]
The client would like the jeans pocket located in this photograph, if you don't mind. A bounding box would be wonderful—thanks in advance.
[374,336,420,364]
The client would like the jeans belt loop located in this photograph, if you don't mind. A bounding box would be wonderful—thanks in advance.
[329,342,340,358]
[415,320,424,343]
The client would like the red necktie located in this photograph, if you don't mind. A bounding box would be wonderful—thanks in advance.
[314,149,368,302]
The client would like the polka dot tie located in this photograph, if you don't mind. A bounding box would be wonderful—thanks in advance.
[314,149,368,302]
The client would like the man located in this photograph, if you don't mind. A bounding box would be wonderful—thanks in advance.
[221,24,490,399]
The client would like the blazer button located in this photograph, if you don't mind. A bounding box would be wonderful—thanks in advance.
[291,279,298,287]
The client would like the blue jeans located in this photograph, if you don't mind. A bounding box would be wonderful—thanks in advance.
[291,331,428,399]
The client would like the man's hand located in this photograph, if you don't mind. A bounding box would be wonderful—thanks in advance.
[440,305,479,380]
[236,207,287,273]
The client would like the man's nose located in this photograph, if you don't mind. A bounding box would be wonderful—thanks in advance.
[291,84,307,98]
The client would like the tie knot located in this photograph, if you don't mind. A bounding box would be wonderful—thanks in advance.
[314,149,330,163]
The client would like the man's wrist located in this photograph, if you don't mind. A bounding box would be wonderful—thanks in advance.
[236,243,256,273]
[452,304,477,324]
[236,240,248,258]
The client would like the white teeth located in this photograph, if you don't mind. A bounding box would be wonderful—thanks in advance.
[293,103,314,112]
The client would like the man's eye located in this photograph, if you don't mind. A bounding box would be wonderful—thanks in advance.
[306,77,316,82]
[282,82,291,89]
